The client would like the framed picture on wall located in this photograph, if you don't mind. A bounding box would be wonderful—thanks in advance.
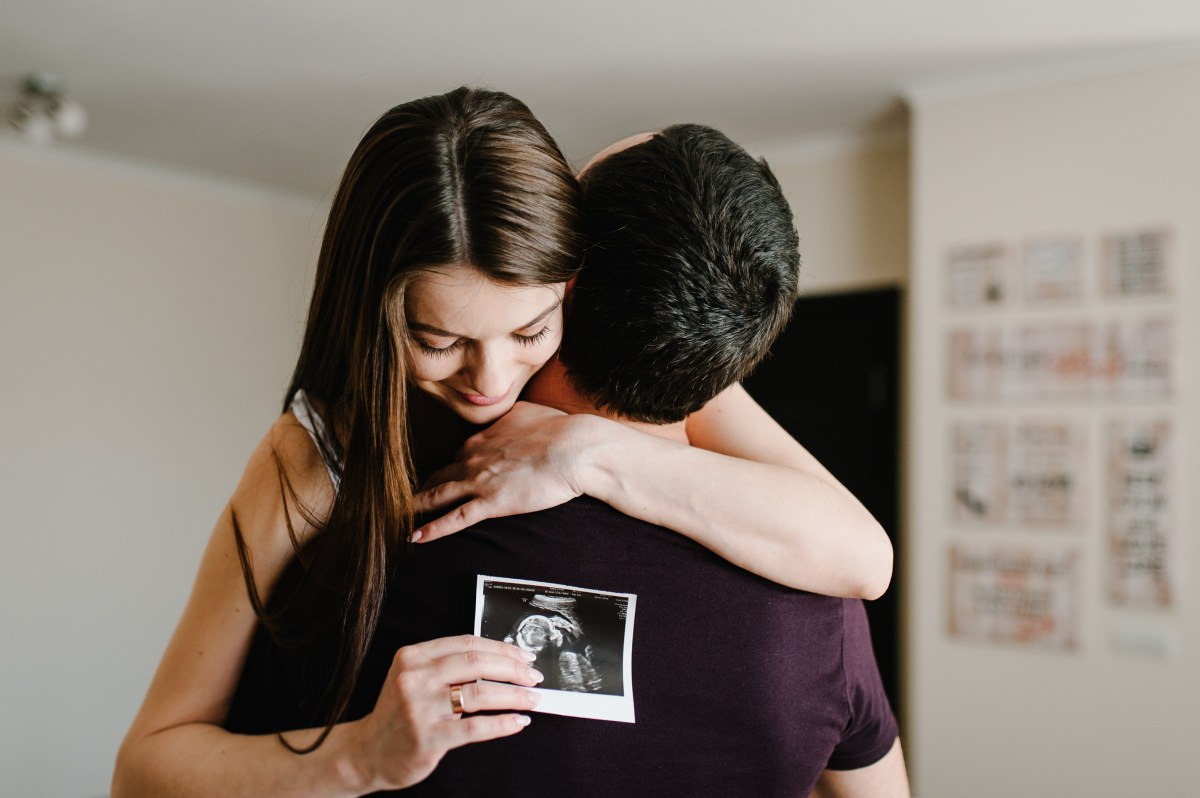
[1101,228,1173,298]
[947,327,1005,399]
[1099,317,1174,398]
[1106,419,1174,608]
[1008,421,1087,528]
[948,545,1081,651]
[951,420,1086,528]
[951,421,1007,523]
[947,243,1008,308]
[1022,236,1084,304]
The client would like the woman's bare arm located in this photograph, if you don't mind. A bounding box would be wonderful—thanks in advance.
[113,416,540,797]
[810,739,912,798]
[413,385,891,599]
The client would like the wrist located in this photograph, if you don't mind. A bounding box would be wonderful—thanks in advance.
[562,414,627,503]
[325,719,378,797]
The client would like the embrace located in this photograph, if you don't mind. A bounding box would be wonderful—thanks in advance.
[113,87,910,798]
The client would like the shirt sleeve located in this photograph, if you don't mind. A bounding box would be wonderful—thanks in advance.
[825,599,899,771]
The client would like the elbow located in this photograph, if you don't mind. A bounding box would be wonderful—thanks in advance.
[855,521,894,601]
[111,734,146,798]
[778,518,894,599]
[111,744,133,798]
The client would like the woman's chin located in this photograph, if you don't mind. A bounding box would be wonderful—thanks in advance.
[464,406,511,425]
[448,395,515,425]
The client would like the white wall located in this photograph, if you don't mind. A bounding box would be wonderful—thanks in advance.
[906,61,1199,796]
[0,142,321,796]
[760,135,909,296]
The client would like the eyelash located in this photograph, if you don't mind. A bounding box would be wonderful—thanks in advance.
[415,326,553,358]
[516,326,553,347]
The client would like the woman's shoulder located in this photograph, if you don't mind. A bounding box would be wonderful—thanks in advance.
[229,411,336,555]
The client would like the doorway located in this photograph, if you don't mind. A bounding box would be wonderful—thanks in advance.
[742,286,902,722]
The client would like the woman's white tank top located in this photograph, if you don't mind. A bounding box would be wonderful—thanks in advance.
[289,389,342,492]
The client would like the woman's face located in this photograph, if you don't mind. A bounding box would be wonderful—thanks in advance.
[404,263,566,424]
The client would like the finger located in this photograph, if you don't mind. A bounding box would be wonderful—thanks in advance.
[457,681,542,714]
[437,713,532,751]
[461,428,489,454]
[404,634,535,664]
[413,498,500,543]
[418,461,468,492]
[435,650,545,687]
[412,479,476,515]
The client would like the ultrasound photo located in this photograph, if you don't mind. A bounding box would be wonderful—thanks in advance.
[474,575,637,723]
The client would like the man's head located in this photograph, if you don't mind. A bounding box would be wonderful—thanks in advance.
[559,124,800,424]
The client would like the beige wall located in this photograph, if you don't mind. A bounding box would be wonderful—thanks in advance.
[760,136,909,296]
[906,61,1199,796]
[0,142,321,796]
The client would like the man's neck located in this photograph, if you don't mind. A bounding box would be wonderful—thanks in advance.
[525,355,689,443]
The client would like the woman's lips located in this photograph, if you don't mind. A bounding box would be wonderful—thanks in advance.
[458,390,507,407]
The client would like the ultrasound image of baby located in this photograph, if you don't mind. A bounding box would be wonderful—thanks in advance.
[503,595,603,693]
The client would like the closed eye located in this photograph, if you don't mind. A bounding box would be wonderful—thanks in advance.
[415,337,464,357]
[515,326,552,346]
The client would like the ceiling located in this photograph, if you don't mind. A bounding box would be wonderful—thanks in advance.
[4,0,1199,199]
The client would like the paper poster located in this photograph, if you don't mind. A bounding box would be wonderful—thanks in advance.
[1102,228,1172,297]
[1099,317,1174,397]
[948,546,1080,650]
[947,328,1005,399]
[948,319,1174,400]
[948,243,1008,307]
[1009,422,1086,527]
[1023,237,1084,304]
[952,422,1007,523]
[952,421,1085,528]
[475,575,637,723]
[1106,420,1174,607]
[1009,323,1095,399]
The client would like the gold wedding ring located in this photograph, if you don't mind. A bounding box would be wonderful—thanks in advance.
[449,684,466,715]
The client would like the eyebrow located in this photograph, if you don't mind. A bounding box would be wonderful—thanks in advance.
[408,299,562,338]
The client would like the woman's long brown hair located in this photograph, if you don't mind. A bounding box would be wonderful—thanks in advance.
[232,87,582,750]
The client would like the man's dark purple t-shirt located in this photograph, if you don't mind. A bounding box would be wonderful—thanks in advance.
[228,496,896,796]
[387,496,894,795]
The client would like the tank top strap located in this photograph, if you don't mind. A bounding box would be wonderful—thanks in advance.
[289,389,342,492]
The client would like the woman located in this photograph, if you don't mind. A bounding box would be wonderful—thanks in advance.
[114,87,887,797]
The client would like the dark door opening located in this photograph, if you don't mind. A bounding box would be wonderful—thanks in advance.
[742,286,902,723]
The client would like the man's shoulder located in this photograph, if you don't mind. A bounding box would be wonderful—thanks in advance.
[461,495,710,557]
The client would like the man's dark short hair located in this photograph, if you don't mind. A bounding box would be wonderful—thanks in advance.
[560,123,800,424]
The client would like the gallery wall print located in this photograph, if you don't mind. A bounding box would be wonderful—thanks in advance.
[947,318,1174,400]
[952,420,1086,529]
[1022,236,1084,304]
[947,243,1009,308]
[1106,419,1174,608]
[948,545,1081,651]
[1101,228,1173,298]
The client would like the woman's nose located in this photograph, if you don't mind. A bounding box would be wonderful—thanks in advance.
[462,345,513,398]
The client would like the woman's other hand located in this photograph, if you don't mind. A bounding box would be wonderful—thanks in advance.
[347,635,543,791]
[412,402,600,542]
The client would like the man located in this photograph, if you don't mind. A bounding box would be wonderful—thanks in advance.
[381,124,909,796]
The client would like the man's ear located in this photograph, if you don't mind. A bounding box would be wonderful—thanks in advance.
[561,275,577,322]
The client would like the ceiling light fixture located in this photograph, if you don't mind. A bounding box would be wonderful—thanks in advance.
[6,72,87,145]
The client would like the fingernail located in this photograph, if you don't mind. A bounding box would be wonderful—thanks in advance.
[528,668,544,684]
[514,715,532,727]
[519,649,537,662]
[409,530,423,543]
[526,690,542,706]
